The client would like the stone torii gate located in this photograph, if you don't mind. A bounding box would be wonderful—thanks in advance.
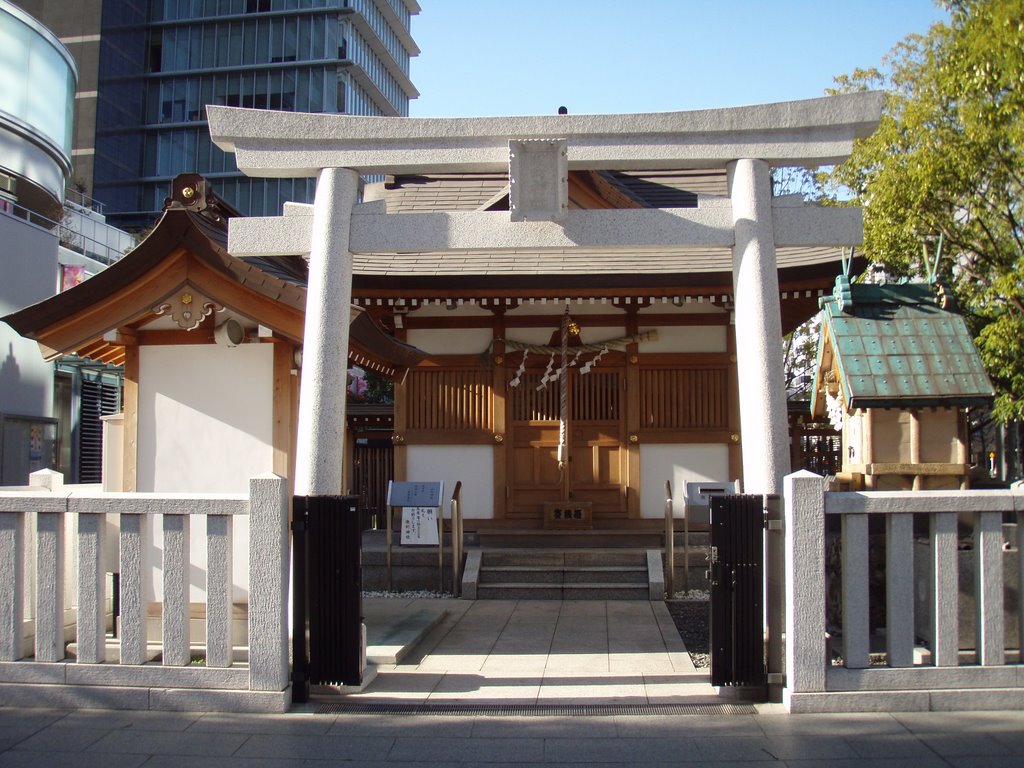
[208,92,883,501]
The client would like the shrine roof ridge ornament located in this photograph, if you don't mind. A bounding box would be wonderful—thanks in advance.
[208,92,885,177]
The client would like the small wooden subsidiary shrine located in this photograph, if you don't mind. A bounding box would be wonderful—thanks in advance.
[810,279,994,491]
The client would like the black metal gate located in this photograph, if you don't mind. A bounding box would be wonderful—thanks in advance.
[708,494,766,688]
[292,494,363,702]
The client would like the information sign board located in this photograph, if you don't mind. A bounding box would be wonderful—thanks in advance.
[386,481,444,508]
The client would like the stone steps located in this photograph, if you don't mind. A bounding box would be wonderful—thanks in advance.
[479,565,648,585]
[464,549,662,600]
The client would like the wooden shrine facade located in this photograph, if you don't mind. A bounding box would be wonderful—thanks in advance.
[386,297,743,528]
[208,93,885,519]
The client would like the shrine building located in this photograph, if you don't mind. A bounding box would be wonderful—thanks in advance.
[205,92,884,532]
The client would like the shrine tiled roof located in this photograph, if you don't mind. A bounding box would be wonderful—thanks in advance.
[364,169,729,212]
[812,281,994,414]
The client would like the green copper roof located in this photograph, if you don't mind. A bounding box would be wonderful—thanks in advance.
[813,281,994,412]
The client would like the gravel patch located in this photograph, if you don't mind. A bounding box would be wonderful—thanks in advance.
[665,599,710,669]
[362,590,453,599]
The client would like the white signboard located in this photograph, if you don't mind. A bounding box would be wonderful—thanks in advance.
[400,506,439,546]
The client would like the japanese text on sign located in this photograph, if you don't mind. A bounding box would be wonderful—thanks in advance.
[400,506,439,545]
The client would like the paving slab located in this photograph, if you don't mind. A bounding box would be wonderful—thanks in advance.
[364,602,448,664]
[349,598,718,706]
[0,706,1023,766]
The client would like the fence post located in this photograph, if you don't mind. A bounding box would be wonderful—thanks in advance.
[35,510,65,663]
[206,515,233,668]
[783,471,827,705]
[0,508,24,661]
[249,474,289,692]
[29,470,64,662]
[841,512,870,668]
[162,513,190,666]
[76,510,107,664]
[975,510,1005,666]
[119,513,146,665]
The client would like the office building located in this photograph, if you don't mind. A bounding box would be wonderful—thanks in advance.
[11,0,420,228]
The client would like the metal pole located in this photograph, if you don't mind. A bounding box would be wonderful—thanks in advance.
[664,481,674,597]
[386,505,393,591]
[558,308,569,499]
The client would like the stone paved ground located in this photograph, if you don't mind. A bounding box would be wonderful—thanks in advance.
[349,599,716,706]
[1,706,1024,766]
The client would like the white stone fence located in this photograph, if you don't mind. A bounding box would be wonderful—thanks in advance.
[0,471,289,712]
[784,471,1024,712]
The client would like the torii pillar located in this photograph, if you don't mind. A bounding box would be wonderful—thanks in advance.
[728,158,789,496]
[294,167,359,496]
[292,167,364,697]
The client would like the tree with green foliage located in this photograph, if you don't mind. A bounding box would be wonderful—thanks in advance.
[826,0,1024,420]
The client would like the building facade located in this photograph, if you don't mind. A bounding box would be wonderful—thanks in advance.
[0,0,76,482]
[10,0,420,228]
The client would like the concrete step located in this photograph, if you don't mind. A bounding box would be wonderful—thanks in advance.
[477,582,650,600]
[364,604,448,665]
[564,566,647,584]
[476,583,564,600]
[475,529,665,549]
[483,550,648,567]
[462,549,664,601]
[478,566,563,585]
[478,565,648,585]
[468,548,659,600]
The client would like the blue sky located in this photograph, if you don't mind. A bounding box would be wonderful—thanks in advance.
[408,1,947,117]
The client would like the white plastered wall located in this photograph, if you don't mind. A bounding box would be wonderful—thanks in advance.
[138,344,274,493]
[407,328,492,355]
[641,324,727,354]
[640,444,731,519]
[406,445,494,519]
[137,343,275,601]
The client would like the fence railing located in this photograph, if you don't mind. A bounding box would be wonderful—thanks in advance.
[0,470,289,712]
[783,471,1024,712]
[0,197,134,266]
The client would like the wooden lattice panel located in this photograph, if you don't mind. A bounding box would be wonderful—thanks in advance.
[640,368,728,429]
[572,371,620,421]
[406,368,493,431]
[510,373,560,422]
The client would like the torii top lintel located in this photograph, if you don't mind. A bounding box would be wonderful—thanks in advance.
[208,92,884,178]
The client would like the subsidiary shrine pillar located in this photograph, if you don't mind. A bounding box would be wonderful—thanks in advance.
[728,158,789,495]
[294,167,359,497]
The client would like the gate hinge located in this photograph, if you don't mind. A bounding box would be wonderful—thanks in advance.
[765,519,783,532]
[767,672,785,685]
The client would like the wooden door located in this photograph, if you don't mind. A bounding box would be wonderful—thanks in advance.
[570,369,626,523]
[506,367,626,525]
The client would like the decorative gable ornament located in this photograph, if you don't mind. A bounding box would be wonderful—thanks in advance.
[832,274,852,314]
[153,287,223,330]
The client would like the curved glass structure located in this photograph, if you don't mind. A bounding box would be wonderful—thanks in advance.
[0,0,77,206]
